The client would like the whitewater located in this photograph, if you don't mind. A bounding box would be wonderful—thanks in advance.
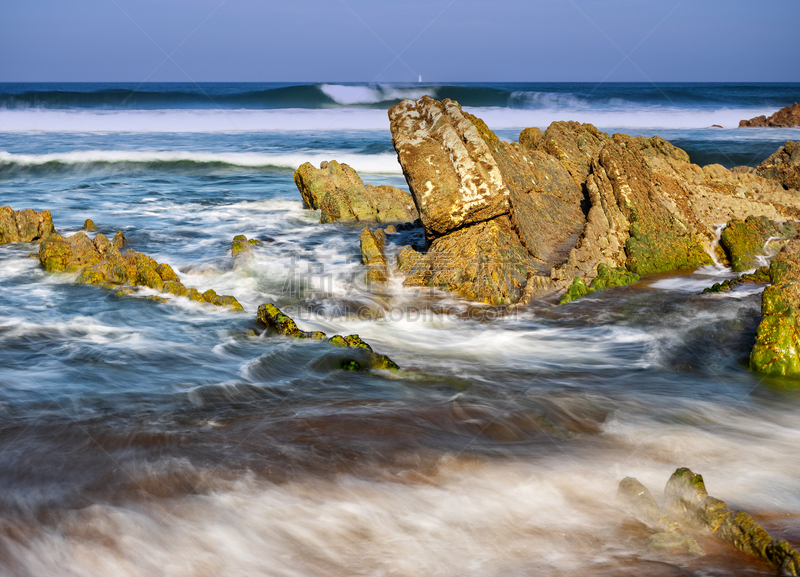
[1,81,800,576]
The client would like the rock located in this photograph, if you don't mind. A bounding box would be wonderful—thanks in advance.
[386,97,800,305]
[664,467,800,574]
[231,234,258,265]
[703,267,769,293]
[740,103,800,128]
[750,237,800,375]
[359,227,388,284]
[755,141,800,191]
[255,304,399,370]
[559,263,639,304]
[617,477,704,556]
[294,160,418,224]
[81,219,98,232]
[0,207,55,244]
[39,231,243,311]
[720,216,798,272]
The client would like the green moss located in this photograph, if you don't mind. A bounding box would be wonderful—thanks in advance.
[162,281,189,297]
[156,263,180,283]
[560,263,640,304]
[721,216,798,273]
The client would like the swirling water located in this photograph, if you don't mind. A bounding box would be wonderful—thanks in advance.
[1,82,800,576]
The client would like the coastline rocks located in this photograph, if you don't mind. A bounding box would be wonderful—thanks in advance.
[739,103,800,128]
[39,231,244,311]
[81,219,98,232]
[255,303,399,370]
[0,207,55,244]
[750,237,800,375]
[559,263,639,304]
[294,160,418,224]
[359,227,389,284]
[720,216,798,272]
[386,96,800,305]
[755,141,800,191]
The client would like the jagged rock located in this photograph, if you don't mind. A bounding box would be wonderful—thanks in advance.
[750,237,800,375]
[359,227,388,284]
[255,304,399,370]
[720,216,798,272]
[739,103,800,128]
[664,468,800,574]
[0,207,55,244]
[755,141,800,191]
[39,231,244,311]
[81,219,98,232]
[294,160,418,224]
[617,477,704,556]
[386,97,800,305]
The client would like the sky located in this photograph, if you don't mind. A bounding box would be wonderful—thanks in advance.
[0,0,798,82]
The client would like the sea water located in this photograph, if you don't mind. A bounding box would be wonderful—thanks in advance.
[1,82,800,576]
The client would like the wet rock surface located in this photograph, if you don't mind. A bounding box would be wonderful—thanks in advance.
[39,231,244,311]
[0,206,55,244]
[294,160,418,224]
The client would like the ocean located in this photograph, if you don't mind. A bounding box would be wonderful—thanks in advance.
[1,82,800,576]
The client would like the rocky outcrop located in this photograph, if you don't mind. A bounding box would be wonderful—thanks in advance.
[720,216,798,272]
[294,160,418,224]
[256,303,399,370]
[0,207,55,244]
[755,141,800,191]
[739,103,800,128]
[359,227,389,284]
[39,231,244,311]
[386,97,800,305]
[750,237,800,375]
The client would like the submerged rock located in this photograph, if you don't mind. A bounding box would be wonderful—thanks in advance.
[755,141,800,191]
[617,477,704,556]
[294,160,418,224]
[0,206,55,244]
[81,219,98,232]
[559,263,639,304]
[255,303,400,370]
[359,227,389,284]
[703,267,770,293]
[385,97,800,305]
[664,468,800,574]
[720,216,798,272]
[739,103,800,128]
[39,231,244,311]
[231,234,259,266]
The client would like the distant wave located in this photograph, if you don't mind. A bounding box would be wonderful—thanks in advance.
[1,82,797,111]
[0,150,403,175]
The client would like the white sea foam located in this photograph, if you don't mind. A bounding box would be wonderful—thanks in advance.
[0,105,791,133]
[320,84,434,105]
[0,149,403,174]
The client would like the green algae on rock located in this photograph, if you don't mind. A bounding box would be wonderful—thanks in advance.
[750,237,800,375]
[231,234,260,265]
[294,160,418,224]
[559,263,640,304]
[720,216,798,272]
[81,219,98,232]
[256,304,400,370]
[703,267,770,294]
[39,231,244,312]
[0,206,55,244]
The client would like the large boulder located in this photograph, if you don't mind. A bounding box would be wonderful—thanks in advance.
[739,103,800,128]
[0,207,55,244]
[386,96,800,305]
[294,160,418,224]
[39,231,244,311]
[755,140,800,191]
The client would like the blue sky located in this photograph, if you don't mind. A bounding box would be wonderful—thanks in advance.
[1,0,798,82]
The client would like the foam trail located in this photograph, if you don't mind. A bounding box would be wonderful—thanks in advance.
[0,150,403,174]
